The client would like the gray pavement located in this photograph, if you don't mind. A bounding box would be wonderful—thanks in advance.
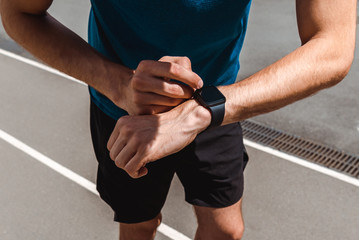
[243,148,359,240]
[0,0,358,239]
[0,140,118,240]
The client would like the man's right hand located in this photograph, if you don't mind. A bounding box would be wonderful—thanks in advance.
[109,56,203,115]
[0,1,202,116]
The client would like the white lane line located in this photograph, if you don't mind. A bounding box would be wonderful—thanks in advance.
[0,48,86,86]
[0,129,191,240]
[0,129,98,195]
[1,48,358,188]
[244,139,359,187]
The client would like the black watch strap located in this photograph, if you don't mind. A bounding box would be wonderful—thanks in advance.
[208,102,225,128]
[193,86,226,130]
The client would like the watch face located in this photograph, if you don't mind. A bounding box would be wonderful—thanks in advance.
[197,86,226,106]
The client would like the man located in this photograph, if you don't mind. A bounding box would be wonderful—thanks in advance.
[0,0,356,239]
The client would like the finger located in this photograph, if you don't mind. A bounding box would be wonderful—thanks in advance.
[107,130,118,151]
[114,144,136,170]
[137,167,149,178]
[124,153,149,178]
[136,60,203,89]
[108,137,126,161]
[158,56,192,70]
[133,75,194,99]
[107,120,122,151]
[134,91,184,107]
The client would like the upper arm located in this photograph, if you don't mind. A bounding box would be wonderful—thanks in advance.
[0,0,53,15]
[296,0,356,45]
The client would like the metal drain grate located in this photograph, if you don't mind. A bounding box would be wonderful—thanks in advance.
[241,120,359,179]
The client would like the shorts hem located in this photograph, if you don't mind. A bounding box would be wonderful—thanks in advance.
[185,192,243,209]
[114,211,161,224]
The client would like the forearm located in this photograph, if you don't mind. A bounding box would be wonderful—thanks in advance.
[0,1,132,107]
[217,0,357,126]
[219,36,355,125]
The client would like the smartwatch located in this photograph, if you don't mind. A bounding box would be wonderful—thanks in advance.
[193,85,226,129]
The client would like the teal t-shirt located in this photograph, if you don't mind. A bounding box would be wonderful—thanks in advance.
[88,0,252,119]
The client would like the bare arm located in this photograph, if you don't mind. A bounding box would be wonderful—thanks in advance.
[0,0,202,114]
[0,0,127,100]
[220,0,356,124]
[107,0,357,178]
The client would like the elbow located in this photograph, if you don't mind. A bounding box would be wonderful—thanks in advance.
[0,0,53,38]
[0,3,16,39]
[0,0,53,16]
[330,50,354,86]
[323,38,355,88]
[341,48,355,78]
[0,2,13,36]
[306,29,356,88]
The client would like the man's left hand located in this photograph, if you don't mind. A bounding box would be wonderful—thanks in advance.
[107,99,211,178]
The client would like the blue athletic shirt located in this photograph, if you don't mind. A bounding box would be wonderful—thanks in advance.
[88,0,252,120]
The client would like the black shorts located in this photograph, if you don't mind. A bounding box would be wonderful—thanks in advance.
[90,100,248,223]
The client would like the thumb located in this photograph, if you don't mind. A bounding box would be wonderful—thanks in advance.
[158,56,192,71]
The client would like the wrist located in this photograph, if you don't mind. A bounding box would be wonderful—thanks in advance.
[105,62,135,110]
[178,99,212,134]
[193,86,226,129]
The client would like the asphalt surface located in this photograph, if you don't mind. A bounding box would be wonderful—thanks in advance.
[0,0,358,239]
